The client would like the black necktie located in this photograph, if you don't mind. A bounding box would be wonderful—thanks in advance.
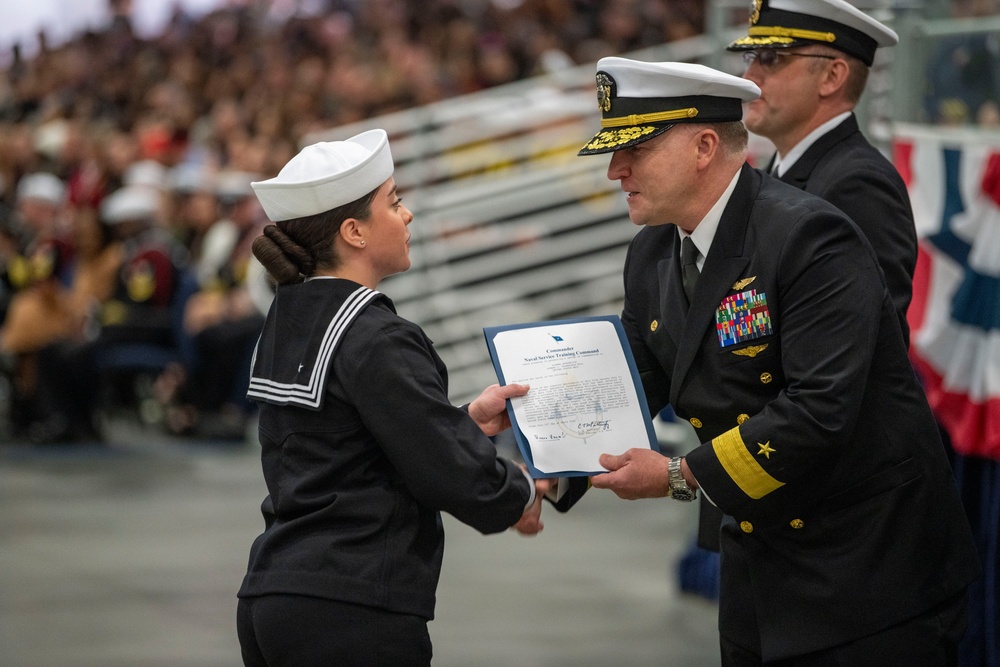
[769,155,782,176]
[681,236,700,306]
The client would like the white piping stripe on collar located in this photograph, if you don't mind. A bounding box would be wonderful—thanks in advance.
[247,285,379,408]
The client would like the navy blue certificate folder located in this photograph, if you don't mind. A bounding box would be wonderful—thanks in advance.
[483,315,659,478]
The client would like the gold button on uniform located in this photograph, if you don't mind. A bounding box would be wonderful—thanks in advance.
[737,413,750,425]
[689,417,703,428]
[760,372,772,384]
[740,521,753,534]
[790,519,804,529]
[650,320,659,332]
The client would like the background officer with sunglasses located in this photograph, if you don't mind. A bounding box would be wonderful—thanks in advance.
[729,0,916,348]
[668,0,923,557]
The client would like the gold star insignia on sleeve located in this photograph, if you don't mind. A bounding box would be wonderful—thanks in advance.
[757,441,775,459]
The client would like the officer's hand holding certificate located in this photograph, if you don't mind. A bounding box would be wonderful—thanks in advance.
[484,316,659,478]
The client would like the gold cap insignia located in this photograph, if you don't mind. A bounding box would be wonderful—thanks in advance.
[749,0,762,26]
[732,276,756,291]
[596,72,613,113]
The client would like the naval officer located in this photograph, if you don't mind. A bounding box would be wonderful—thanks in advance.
[572,57,979,665]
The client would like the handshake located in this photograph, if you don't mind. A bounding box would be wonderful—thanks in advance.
[470,382,689,539]
[513,475,552,536]
[468,382,551,538]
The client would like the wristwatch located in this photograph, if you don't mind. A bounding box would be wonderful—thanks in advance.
[667,456,697,502]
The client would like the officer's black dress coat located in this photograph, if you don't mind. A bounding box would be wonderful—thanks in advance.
[624,164,979,661]
[696,115,922,555]
[238,278,530,621]
[774,113,917,345]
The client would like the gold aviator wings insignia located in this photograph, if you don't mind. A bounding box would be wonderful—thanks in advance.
[732,344,768,358]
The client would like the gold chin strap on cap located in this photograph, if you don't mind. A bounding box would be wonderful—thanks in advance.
[601,107,699,128]
[748,25,836,43]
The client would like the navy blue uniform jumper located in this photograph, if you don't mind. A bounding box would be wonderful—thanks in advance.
[238,278,530,620]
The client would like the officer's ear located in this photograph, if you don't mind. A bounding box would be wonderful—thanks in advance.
[693,127,721,171]
[817,56,851,99]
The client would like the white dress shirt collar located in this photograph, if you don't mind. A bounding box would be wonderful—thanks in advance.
[678,169,742,272]
[773,111,852,178]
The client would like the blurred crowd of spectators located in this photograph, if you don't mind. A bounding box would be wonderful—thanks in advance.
[1,0,995,444]
[0,0,706,443]
[924,0,1000,126]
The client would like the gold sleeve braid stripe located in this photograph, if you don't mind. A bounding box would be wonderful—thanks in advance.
[600,107,699,128]
[712,426,785,499]
[748,26,836,43]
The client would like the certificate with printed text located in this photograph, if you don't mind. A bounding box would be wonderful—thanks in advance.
[484,316,659,478]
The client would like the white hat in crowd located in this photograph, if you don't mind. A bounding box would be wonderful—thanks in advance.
[215,170,259,204]
[124,159,168,190]
[101,185,160,224]
[251,129,393,222]
[16,172,66,206]
[34,120,70,161]
[169,162,215,195]
[727,0,898,66]
[578,58,760,156]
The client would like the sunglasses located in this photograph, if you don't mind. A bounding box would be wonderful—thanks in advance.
[741,49,838,68]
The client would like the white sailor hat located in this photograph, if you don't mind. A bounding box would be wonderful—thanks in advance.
[215,170,258,204]
[16,172,66,206]
[727,0,898,66]
[124,159,168,190]
[578,58,760,156]
[251,129,393,222]
[169,162,215,195]
[101,185,160,224]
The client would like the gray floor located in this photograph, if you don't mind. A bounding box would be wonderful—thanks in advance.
[0,421,720,667]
